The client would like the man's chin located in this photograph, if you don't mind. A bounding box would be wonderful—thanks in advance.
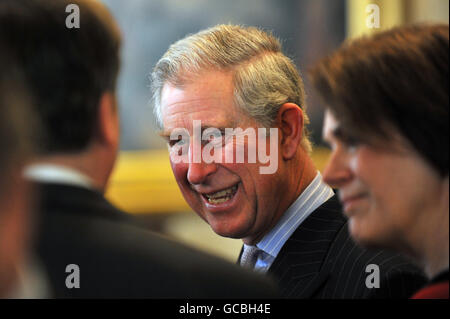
[210,226,246,239]
[207,220,249,239]
[201,211,243,237]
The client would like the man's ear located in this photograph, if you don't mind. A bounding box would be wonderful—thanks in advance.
[277,103,304,160]
[96,92,119,147]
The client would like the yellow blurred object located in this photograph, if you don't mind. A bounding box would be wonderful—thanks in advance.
[105,148,331,214]
[347,0,405,38]
[346,0,448,39]
[105,149,189,214]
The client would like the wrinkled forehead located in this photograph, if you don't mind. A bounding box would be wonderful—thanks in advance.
[160,77,243,133]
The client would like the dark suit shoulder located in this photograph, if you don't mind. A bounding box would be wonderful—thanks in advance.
[35,182,130,222]
[35,184,278,298]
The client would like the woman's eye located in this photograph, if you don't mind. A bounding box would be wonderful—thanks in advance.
[341,135,361,149]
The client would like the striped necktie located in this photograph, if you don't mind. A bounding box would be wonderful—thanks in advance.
[240,245,260,269]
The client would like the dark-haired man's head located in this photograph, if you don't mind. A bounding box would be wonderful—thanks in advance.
[0,0,122,191]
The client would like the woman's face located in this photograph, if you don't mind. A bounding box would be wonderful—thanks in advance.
[322,110,445,252]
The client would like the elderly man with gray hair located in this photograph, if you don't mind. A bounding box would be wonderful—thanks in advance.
[152,24,426,298]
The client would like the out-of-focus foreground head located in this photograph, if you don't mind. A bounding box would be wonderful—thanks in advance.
[311,24,448,178]
[0,0,121,154]
[0,51,36,298]
[310,24,449,274]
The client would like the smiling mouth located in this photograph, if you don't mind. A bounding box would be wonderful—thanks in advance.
[202,184,238,204]
[341,194,367,213]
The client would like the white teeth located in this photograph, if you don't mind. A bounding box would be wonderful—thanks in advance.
[205,185,238,203]
[208,197,231,204]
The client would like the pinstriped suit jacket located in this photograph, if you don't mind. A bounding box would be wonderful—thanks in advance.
[240,195,427,298]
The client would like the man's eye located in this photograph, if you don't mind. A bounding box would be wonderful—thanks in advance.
[169,138,187,147]
[203,130,225,146]
[210,132,223,143]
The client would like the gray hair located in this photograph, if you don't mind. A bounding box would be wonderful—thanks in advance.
[151,24,312,153]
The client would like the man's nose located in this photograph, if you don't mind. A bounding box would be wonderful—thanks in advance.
[187,162,218,185]
[187,144,218,185]
[322,149,353,189]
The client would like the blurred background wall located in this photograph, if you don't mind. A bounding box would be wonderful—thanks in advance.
[102,0,449,261]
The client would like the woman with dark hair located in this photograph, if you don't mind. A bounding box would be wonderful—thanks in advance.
[310,24,449,299]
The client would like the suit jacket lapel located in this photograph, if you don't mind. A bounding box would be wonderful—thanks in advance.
[268,195,345,298]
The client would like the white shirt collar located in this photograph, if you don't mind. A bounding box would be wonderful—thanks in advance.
[23,164,94,189]
[253,172,334,271]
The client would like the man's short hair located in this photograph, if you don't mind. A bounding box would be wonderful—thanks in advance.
[151,24,312,154]
[310,24,449,177]
[0,0,121,153]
